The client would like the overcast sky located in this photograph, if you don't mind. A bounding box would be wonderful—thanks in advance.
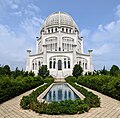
[0,0,120,70]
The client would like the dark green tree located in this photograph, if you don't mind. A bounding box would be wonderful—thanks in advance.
[38,65,49,79]
[0,65,11,76]
[12,67,22,78]
[29,71,35,77]
[110,65,119,76]
[100,66,108,75]
[72,64,83,78]
[23,71,29,77]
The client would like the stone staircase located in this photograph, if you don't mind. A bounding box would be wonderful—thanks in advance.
[54,78,66,83]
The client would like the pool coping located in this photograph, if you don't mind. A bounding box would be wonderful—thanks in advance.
[37,82,85,103]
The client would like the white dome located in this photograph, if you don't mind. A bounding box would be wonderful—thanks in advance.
[43,12,78,29]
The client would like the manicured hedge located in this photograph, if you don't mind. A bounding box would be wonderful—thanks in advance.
[65,76,100,108]
[77,75,120,100]
[0,75,44,103]
[20,76,100,115]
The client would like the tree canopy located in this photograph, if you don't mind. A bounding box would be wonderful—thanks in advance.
[110,65,119,76]
[38,65,49,79]
[72,64,83,78]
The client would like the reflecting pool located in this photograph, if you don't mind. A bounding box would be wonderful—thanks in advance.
[43,83,79,102]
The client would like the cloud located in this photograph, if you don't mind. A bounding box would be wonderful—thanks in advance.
[20,17,44,39]
[0,24,26,69]
[115,4,120,18]
[0,1,45,70]
[0,0,20,10]
[11,11,22,17]
[0,16,44,70]
[81,5,120,70]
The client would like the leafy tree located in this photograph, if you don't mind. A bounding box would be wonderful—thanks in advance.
[110,65,119,76]
[23,71,29,77]
[0,65,11,76]
[38,65,49,79]
[72,64,83,78]
[29,71,35,77]
[3,65,11,76]
[12,67,23,78]
[100,66,108,75]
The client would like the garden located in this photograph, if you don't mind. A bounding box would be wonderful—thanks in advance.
[20,75,100,115]
[1,64,120,115]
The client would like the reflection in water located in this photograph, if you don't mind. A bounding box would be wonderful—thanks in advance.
[49,91,51,101]
[53,90,55,101]
[64,91,67,100]
[58,89,62,101]
[43,84,79,102]
[68,91,71,99]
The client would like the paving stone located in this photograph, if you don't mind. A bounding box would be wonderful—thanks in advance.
[0,84,120,118]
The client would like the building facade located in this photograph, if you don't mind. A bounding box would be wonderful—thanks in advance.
[26,12,93,78]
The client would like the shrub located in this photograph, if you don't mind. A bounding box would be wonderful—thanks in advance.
[38,65,49,79]
[77,75,120,100]
[72,64,83,78]
[0,75,44,103]
[20,76,100,115]
[110,65,119,76]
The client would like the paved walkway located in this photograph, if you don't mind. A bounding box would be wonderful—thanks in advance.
[0,84,120,118]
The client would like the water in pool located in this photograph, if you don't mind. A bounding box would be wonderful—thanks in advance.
[43,83,79,102]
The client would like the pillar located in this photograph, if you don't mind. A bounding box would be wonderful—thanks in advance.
[43,44,47,65]
[88,50,93,71]
[73,44,77,65]
[26,49,31,72]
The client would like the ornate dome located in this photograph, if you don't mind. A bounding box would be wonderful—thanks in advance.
[43,12,78,29]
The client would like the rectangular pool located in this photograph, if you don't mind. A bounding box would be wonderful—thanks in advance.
[43,83,79,102]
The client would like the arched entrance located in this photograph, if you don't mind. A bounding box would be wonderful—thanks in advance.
[58,60,62,70]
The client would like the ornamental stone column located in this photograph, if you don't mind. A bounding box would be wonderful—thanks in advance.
[73,44,77,65]
[43,44,47,65]
[88,49,93,71]
[26,49,31,72]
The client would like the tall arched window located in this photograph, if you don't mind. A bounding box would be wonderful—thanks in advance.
[64,60,66,69]
[48,29,50,33]
[79,61,81,65]
[58,60,62,70]
[49,61,52,69]
[66,28,68,33]
[62,28,64,32]
[55,28,57,32]
[51,28,53,33]
[38,61,40,68]
[85,63,87,69]
[68,60,70,68]
[32,63,34,70]
[53,61,56,69]
[35,63,37,70]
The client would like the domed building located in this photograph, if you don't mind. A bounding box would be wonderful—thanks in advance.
[26,12,93,78]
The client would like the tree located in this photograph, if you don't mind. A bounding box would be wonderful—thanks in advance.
[29,71,35,77]
[110,65,119,76]
[100,66,108,75]
[72,64,83,78]
[0,65,11,76]
[38,65,49,79]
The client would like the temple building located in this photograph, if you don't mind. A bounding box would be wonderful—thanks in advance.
[26,12,93,78]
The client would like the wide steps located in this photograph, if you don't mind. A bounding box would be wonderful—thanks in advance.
[54,78,66,83]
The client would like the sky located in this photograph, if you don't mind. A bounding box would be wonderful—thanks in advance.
[0,0,120,70]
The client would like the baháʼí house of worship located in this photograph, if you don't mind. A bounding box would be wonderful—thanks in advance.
[26,12,93,78]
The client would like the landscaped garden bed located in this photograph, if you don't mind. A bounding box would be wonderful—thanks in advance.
[0,75,44,104]
[77,75,120,100]
[20,76,100,115]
